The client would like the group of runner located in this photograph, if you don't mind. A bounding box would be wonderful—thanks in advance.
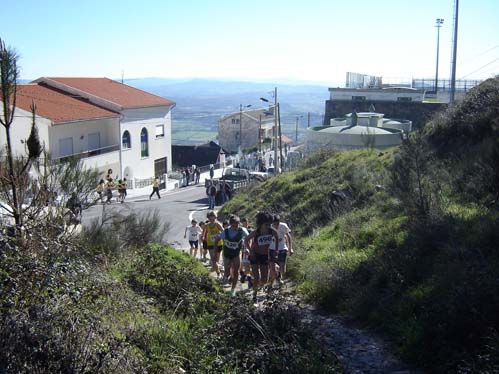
[184,210,292,301]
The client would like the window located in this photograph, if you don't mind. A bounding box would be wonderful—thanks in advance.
[155,124,164,138]
[59,137,73,157]
[122,130,131,149]
[231,118,240,125]
[140,128,149,158]
[352,96,366,101]
[397,97,412,102]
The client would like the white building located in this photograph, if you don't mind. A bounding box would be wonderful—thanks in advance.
[328,87,425,102]
[33,77,175,182]
[1,78,175,187]
[306,112,411,152]
[1,84,121,173]
[218,108,275,153]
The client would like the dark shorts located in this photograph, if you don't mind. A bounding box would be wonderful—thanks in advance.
[202,241,208,250]
[270,250,287,263]
[250,252,269,265]
[223,248,240,259]
[207,245,223,252]
[189,240,199,248]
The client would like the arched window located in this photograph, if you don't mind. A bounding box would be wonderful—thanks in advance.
[140,128,149,158]
[122,130,131,149]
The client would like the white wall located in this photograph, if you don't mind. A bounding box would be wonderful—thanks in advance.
[0,107,51,157]
[49,117,119,159]
[120,106,173,180]
[329,88,424,102]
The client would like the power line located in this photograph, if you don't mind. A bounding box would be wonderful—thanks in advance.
[459,57,499,79]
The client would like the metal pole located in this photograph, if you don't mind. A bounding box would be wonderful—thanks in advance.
[450,0,459,104]
[259,114,262,154]
[295,116,299,143]
[435,18,444,95]
[239,104,242,149]
[274,87,279,174]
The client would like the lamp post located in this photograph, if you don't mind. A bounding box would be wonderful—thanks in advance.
[434,18,444,95]
[260,87,280,174]
[239,104,251,150]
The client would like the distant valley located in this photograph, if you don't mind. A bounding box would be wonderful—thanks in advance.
[126,78,333,145]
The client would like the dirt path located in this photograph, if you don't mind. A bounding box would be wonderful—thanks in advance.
[196,256,420,374]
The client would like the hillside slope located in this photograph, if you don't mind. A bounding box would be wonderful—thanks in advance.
[221,76,499,372]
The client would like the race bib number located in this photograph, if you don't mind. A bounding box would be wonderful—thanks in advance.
[257,235,273,246]
[225,240,239,250]
[211,235,219,242]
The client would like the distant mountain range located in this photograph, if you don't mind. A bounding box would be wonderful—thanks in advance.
[124,78,334,145]
[125,77,333,113]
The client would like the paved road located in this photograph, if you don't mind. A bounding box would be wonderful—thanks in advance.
[82,184,214,250]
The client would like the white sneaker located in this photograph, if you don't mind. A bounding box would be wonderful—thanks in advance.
[230,288,237,297]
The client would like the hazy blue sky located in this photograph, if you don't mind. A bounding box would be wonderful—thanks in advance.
[2,0,498,85]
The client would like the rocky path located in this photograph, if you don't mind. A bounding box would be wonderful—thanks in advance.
[200,257,421,374]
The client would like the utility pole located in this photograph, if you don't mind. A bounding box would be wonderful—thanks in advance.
[273,87,279,174]
[258,114,262,154]
[295,115,303,142]
[239,104,251,151]
[307,112,310,128]
[450,0,459,104]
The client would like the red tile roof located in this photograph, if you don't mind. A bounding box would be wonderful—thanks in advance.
[39,77,175,109]
[16,84,119,124]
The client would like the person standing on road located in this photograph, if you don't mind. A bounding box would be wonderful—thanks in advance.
[244,211,279,303]
[106,178,115,204]
[206,181,217,209]
[184,219,203,258]
[209,164,214,179]
[195,168,201,184]
[149,177,161,200]
[203,211,224,278]
[214,215,249,297]
[269,214,293,286]
[96,179,105,204]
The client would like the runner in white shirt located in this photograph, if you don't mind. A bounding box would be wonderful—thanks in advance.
[269,214,293,286]
[184,219,203,258]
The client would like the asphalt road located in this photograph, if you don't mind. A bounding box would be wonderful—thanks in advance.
[82,184,215,251]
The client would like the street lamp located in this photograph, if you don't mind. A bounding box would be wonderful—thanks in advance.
[260,87,281,173]
[239,104,251,149]
[434,18,444,95]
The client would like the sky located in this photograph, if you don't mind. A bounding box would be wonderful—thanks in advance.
[1,0,498,86]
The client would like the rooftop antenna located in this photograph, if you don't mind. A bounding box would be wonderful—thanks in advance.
[449,0,459,104]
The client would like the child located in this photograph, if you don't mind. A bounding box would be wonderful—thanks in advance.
[184,219,203,258]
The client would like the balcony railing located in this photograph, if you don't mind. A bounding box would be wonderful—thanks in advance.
[54,144,120,163]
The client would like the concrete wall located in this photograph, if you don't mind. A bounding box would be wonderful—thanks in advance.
[0,107,51,157]
[306,126,404,152]
[219,112,273,152]
[324,100,447,129]
[120,106,173,180]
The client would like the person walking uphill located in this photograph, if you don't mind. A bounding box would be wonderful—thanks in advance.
[203,211,224,278]
[149,177,161,200]
[244,211,279,303]
[214,215,249,297]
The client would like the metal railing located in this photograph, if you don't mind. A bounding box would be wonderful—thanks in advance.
[54,144,120,162]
